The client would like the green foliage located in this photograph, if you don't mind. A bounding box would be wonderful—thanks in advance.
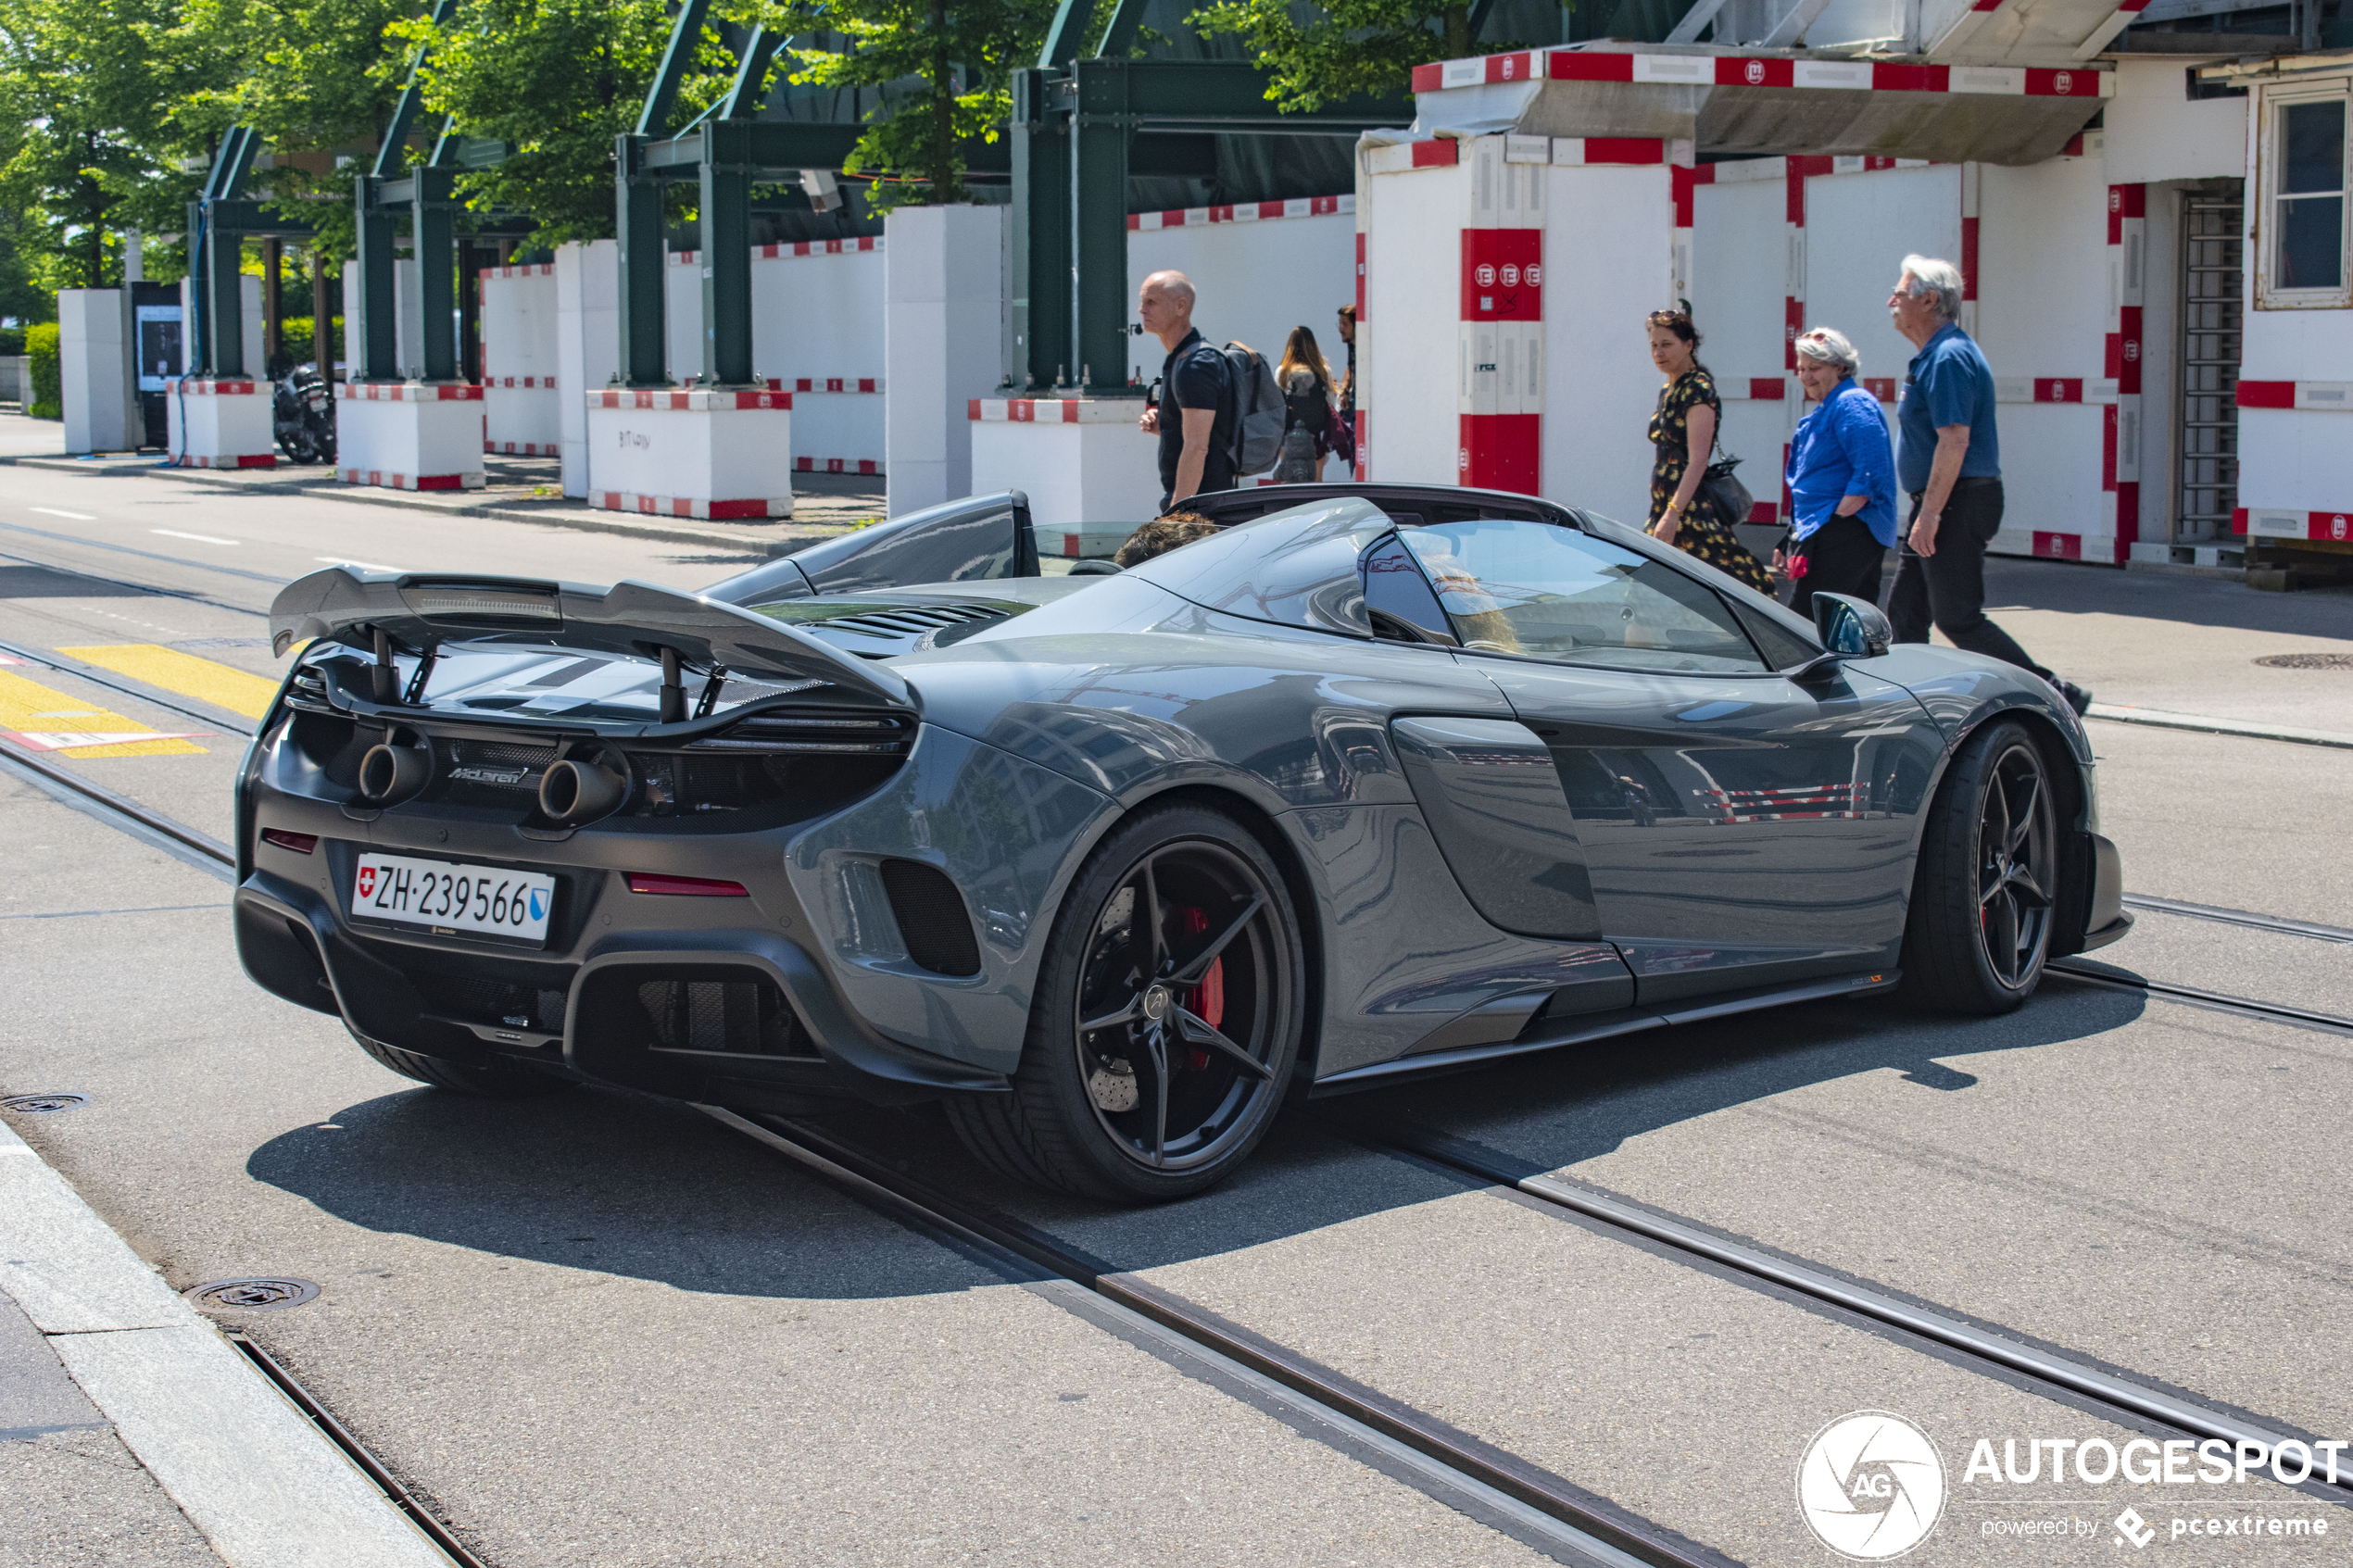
[790,0,1056,208]
[25,318,59,417]
[189,0,422,264]
[393,0,769,243]
[0,325,21,352]
[1189,0,1473,111]
[0,0,236,285]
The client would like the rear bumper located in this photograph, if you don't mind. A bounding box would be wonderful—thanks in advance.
[235,867,1009,1109]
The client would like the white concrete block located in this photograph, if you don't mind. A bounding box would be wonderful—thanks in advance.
[164,378,274,469]
[887,206,1004,517]
[585,388,794,518]
[555,240,620,496]
[58,289,134,453]
[335,383,485,489]
[969,403,1162,534]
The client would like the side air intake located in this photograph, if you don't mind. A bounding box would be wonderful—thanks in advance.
[878,859,981,977]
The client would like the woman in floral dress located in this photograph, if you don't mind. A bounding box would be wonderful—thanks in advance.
[1644,308,1773,593]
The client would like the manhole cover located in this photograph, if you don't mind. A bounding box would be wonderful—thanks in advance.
[1,1092,89,1113]
[184,1278,320,1312]
[2255,652,2353,670]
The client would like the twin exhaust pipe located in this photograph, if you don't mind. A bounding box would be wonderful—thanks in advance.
[356,742,627,825]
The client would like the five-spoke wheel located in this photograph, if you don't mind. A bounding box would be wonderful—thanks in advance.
[946,805,1302,1201]
[1902,720,2061,1013]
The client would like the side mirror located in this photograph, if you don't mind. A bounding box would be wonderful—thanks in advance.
[1812,593,1892,659]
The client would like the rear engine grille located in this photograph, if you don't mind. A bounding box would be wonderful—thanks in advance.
[433,735,558,807]
[638,975,817,1058]
[879,859,981,976]
[818,605,1000,641]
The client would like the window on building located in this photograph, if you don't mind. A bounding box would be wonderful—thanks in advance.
[2261,85,2351,307]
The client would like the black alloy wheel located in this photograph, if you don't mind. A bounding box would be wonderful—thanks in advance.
[945,805,1303,1202]
[1974,738,2056,988]
[1900,720,2060,1014]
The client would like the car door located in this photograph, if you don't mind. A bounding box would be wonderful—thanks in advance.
[1387,519,1941,1003]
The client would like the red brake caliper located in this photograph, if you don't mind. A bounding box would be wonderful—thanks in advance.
[1176,907,1225,1070]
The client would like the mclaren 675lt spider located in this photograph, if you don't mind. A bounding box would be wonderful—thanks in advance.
[236,489,2127,1200]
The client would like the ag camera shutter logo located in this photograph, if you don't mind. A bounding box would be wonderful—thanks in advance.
[1797,1411,1946,1560]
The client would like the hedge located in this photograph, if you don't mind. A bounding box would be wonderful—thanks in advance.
[27,320,59,420]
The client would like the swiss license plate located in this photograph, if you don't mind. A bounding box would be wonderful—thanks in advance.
[351,854,557,945]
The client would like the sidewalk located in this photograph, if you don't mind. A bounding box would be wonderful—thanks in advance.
[1,416,881,558]
[0,1114,450,1567]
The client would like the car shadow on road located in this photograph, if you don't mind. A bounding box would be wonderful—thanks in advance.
[799,980,2151,1279]
[243,982,2146,1297]
[245,1081,997,1300]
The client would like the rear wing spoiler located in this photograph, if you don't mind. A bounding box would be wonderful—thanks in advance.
[271,567,914,711]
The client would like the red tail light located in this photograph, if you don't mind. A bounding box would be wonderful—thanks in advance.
[261,829,318,855]
[625,873,749,897]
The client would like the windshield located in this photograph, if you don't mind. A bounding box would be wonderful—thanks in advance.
[1124,496,1391,635]
[1397,521,1768,673]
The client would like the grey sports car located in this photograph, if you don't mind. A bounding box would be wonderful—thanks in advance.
[236,491,2128,1200]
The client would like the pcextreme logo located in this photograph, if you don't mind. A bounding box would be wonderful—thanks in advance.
[1798,1411,1947,1560]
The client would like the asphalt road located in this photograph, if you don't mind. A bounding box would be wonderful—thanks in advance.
[3,458,2350,1567]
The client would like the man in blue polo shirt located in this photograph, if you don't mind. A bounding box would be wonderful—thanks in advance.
[1889,256,2091,716]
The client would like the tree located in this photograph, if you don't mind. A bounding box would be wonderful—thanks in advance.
[1187,0,1478,112]
[788,0,1055,208]
[187,0,422,263]
[0,0,233,286]
[391,0,767,244]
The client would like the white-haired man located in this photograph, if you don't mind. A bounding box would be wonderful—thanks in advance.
[1136,270,1235,509]
[1889,256,2092,716]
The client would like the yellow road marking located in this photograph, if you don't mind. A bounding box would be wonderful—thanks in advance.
[0,671,207,758]
[58,644,280,720]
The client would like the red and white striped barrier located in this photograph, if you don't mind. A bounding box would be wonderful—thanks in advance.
[1410,48,2114,98]
[338,468,484,493]
[584,386,795,521]
[337,381,485,494]
[588,492,791,521]
[2236,381,2353,410]
[162,376,273,470]
[335,381,484,403]
[1128,195,1351,231]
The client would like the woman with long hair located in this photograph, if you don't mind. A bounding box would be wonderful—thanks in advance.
[1271,325,1336,483]
[1644,307,1771,592]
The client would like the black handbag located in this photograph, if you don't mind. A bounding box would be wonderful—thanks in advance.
[1699,451,1754,527]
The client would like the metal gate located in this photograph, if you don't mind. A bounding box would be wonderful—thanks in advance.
[2176,191,2243,544]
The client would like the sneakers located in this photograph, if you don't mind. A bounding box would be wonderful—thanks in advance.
[2056,680,2094,717]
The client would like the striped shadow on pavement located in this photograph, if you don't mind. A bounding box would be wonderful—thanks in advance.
[0,671,208,758]
[58,644,281,721]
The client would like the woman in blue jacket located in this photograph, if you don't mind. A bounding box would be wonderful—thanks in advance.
[1780,327,1898,618]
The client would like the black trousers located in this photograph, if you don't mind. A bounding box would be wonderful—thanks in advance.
[1887,479,2051,680]
[1786,514,1886,621]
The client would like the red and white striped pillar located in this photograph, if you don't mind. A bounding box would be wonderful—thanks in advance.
[1670,140,1704,307]
[1959,163,1982,337]
[2104,182,2145,563]
[1783,157,1833,371]
[1457,137,1543,495]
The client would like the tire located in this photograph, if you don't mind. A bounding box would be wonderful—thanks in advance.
[1899,720,2061,1014]
[944,804,1305,1203]
[350,1031,576,1098]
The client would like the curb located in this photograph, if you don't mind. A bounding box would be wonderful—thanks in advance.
[2084,703,2353,750]
[0,1119,451,1568]
[3,454,849,558]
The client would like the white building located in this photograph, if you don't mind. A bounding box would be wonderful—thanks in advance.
[1352,21,2349,587]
